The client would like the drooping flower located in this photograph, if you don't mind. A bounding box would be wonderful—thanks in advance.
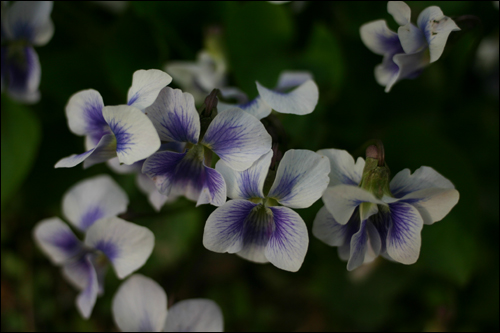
[360,1,460,92]
[142,87,272,207]
[218,70,319,120]
[1,1,54,103]
[33,175,154,318]
[313,146,459,271]
[203,149,330,272]
[112,274,224,332]
[55,69,171,169]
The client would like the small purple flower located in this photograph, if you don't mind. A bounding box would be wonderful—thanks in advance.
[1,1,54,103]
[33,175,154,318]
[112,274,224,332]
[360,1,460,92]
[203,149,330,272]
[313,148,459,271]
[142,87,272,207]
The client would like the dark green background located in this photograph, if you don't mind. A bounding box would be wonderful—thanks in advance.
[2,1,498,331]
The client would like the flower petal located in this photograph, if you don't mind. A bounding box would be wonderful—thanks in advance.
[103,105,161,165]
[62,254,108,296]
[322,185,385,225]
[127,69,172,111]
[385,49,429,92]
[5,46,41,103]
[136,173,169,212]
[275,71,313,91]
[164,299,224,332]
[398,23,427,54]
[112,274,167,332]
[219,86,248,104]
[215,150,272,200]
[387,1,411,26]
[3,1,54,45]
[195,166,227,207]
[312,206,360,248]
[390,166,455,198]
[62,174,129,232]
[360,20,401,56]
[399,187,459,225]
[236,205,275,264]
[268,150,330,209]
[33,217,84,265]
[316,149,365,187]
[265,206,308,272]
[144,87,200,144]
[386,202,424,264]
[256,79,318,115]
[201,108,272,171]
[54,133,116,169]
[218,96,272,120]
[75,254,99,319]
[85,217,155,279]
[347,220,368,271]
[417,6,460,63]
[374,53,400,88]
[142,150,187,196]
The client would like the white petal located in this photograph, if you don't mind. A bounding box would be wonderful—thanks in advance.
[75,254,99,319]
[385,49,430,92]
[144,87,200,144]
[33,217,83,265]
[275,71,314,91]
[219,86,248,104]
[218,96,272,120]
[164,299,224,332]
[360,20,401,56]
[106,157,143,174]
[136,173,169,211]
[201,108,272,171]
[347,220,368,271]
[316,149,365,187]
[265,206,308,272]
[268,150,330,209]
[400,187,459,225]
[85,217,155,279]
[374,53,400,88]
[112,274,167,332]
[322,185,385,225]
[215,150,272,200]
[54,134,117,169]
[65,89,106,138]
[417,6,460,63]
[313,206,360,248]
[398,23,427,54]
[62,174,129,232]
[387,1,411,26]
[127,69,172,111]
[103,105,161,165]
[3,1,54,45]
[256,79,318,115]
[390,166,455,198]
[4,46,41,104]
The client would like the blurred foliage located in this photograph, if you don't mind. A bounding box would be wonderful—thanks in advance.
[1,1,498,332]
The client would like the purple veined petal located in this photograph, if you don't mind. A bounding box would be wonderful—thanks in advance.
[65,89,108,142]
[268,150,330,209]
[360,20,401,56]
[194,166,227,207]
[385,202,424,264]
[219,86,248,104]
[144,86,200,144]
[312,206,362,248]
[201,108,272,171]
[236,205,274,264]
[203,200,258,255]
[256,79,319,116]
[218,96,272,120]
[112,274,167,332]
[85,217,155,279]
[366,220,382,257]
[5,45,40,103]
[2,1,53,45]
[275,71,313,91]
[390,166,455,198]
[103,105,161,165]
[387,1,411,26]
[385,49,430,92]
[215,150,272,201]
[347,220,368,271]
[399,187,459,225]
[398,23,427,54]
[265,206,308,272]
[75,254,99,319]
[143,150,187,196]
[54,133,117,169]
[62,174,129,232]
[33,217,84,265]
[417,6,460,63]
[317,149,365,187]
[127,69,172,111]
[164,299,224,332]
[322,184,385,225]
[62,254,108,296]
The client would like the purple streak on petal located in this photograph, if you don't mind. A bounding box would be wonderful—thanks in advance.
[337,208,362,246]
[50,230,83,260]
[347,220,368,271]
[211,200,256,249]
[269,166,302,200]
[108,118,133,154]
[6,46,38,95]
[160,141,185,153]
[368,208,390,254]
[380,33,403,54]
[199,166,226,206]
[138,312,154,332]
[241,206,274,248]
[387,202,418,248]
[79,206,104,231]
[94,240,119,262]
[10,20,35,41]
[127,93,138,106]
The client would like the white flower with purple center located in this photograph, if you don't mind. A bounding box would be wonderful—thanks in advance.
[142,87,272,207]
[55,69,172,169]
[112,274,224,332]
[360,1,460,92]
[33,175,154,318]
[1,1,54,103]
[218,70,319,120]
[313,148,460,271]
[203,149,330,272]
